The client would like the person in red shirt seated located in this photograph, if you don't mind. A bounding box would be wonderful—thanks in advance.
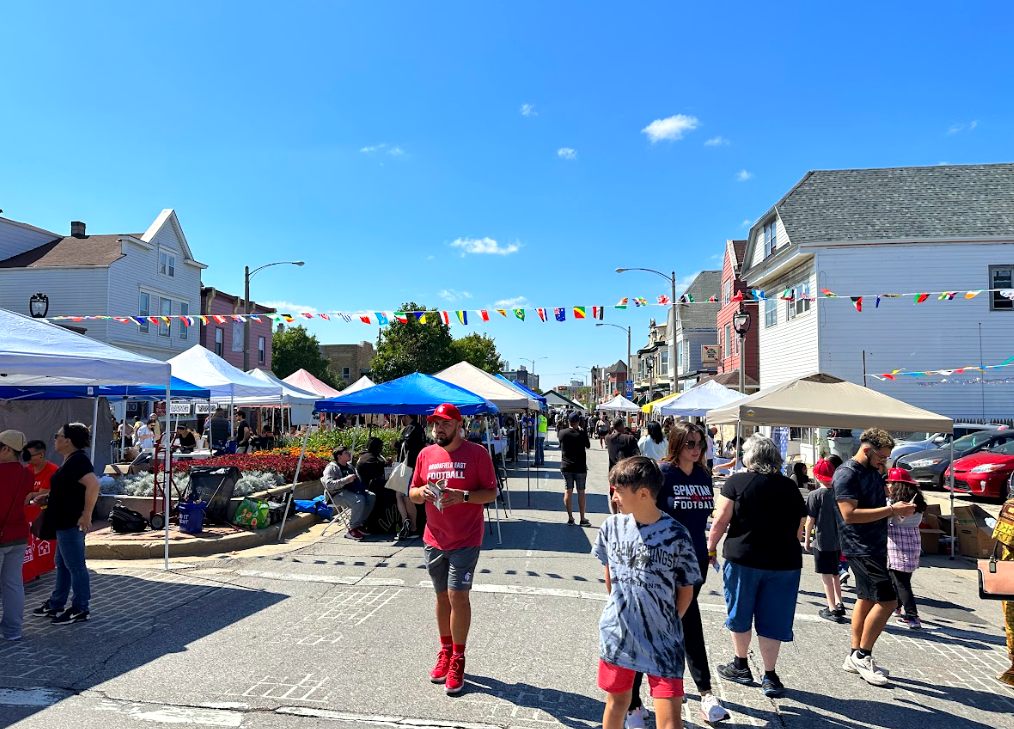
[409,404,498,696]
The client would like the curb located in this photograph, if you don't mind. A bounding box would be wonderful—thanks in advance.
[84,512,318,560]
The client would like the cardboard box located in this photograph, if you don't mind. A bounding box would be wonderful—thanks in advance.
[924,503,942,518]
[953,504,992,529]
[958,525,996,559]
[921,513,940,531]
[920,528,944,554]
[936,515,954,536]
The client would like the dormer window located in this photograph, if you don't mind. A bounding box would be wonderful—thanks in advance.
[762,220,777,257]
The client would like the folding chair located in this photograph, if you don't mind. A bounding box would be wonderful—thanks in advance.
[319,483,354,538]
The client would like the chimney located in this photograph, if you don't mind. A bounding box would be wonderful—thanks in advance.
[70,221,86,238]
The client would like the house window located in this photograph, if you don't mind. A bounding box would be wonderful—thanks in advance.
[723,279,731,305]
[990,265,1014,311]
[179,302,189,340]
[764,297,778,328]
[787,279,812,320]
[724,324,731,360]
[258,336,266,365]
[342,367,351,381]
[158,297,172,337]
[215,328,224,356]
[763,220,777,257]
[168,255,175,277]
[159,251,176,278]
[676,342,683,373]
[139,292,150,334]
[660,350,669,376]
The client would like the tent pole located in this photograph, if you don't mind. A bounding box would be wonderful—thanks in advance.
[120,389,129,461]
[164,378,172,571]
[230,395,235,440]
[526,412,531,506]
[949,438,956,560]
[278,424,312,543]
[90,397,99,461]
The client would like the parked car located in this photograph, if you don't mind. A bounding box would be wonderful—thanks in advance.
[894,429,1014,488]
[944,439,1014,501]
[890,424,1001,466]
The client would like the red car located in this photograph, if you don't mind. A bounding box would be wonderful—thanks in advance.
[944,440,1014,500]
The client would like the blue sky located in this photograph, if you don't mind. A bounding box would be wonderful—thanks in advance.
[2,1,1012,389]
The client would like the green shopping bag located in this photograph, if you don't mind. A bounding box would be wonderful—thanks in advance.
[233,497,270,529]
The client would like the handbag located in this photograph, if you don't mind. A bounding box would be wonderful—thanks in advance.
[384,443,413,495]
[977,543,1014,601]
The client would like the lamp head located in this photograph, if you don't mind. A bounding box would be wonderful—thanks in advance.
[615,268,627,273]
[293,261,305,266]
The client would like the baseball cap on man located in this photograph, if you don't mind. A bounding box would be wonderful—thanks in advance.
[427,403,462,422]
[812,458,836,482]
[0,430,27,452]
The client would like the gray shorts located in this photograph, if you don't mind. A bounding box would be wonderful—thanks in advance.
[424,545,481,593]
[563,472,587,492]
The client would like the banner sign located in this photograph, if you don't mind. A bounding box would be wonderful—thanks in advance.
[169,401,191,415]
[194,403,215,415]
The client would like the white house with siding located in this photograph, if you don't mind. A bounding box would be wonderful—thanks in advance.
[740,163,1014,422]
[0,210,206,361]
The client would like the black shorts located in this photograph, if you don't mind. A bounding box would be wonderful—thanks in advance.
[813,549,841,575]
[849,554,897,603]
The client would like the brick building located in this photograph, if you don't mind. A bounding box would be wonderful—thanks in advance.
[320,341,375,385]
[199,288,276,371]
[714,239,759,392]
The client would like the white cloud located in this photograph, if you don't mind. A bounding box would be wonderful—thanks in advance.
[438,289,473,302]
[520,103,537,117]
[361,143,405,156]
[426,255,435,260]
[674,272,702,298]
[704,136,730,146]
[261,301,318,314]
[449,237,521,256]
[557,147,577,160]
[494,296,528,307]
[641,114,700,143]
[736,170,754,182]
[947,120,978,134]
[388,146,405,156]
[741,219,752,227]
[360,143,387,153]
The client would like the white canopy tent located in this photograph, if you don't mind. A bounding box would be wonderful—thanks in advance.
[545,390,585,411]
[435,362,537,412]
[599,394,641,413]
[339,375,375,396]
[167,345,282,401]
[658,380,745,418]
[234,368,317,425]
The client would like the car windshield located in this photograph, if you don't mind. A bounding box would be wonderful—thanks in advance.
[953,431,998,451]
[894,432,931,442]
[988,440,1014,456]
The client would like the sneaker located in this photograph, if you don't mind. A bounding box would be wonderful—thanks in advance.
[833,603,847,619]
[717,660,754,685]
[579,519,592,527]
[429,648,452,683]
[51,608,89,625]
[32,602,58,618]
[841,653,890,678]
[894,607,902,617]
[761,673,785,698]
[567,516,575,525]
[700,693,730,723]
[445,654,465,695]
[344,528,364,541]
[624,708,647,729]
[818,607,839,622]
[898,617,922,630]
[846,652,889,686]
[839,570,850,586]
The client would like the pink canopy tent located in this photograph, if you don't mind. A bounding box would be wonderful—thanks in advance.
[282,368,342,398]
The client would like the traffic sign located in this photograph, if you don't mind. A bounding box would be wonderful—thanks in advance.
[625,379,634,398]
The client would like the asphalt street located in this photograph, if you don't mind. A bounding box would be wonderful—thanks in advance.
[2,432,1013,729]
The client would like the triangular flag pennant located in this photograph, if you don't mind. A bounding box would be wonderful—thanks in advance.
[536,308,547,322]
[574,307,586,319]
[248,315,261,323]
[514,308,525,321]
[360,314,372,324]
[707,296,717,302]
[283,315,294,322]
[301,312,314,319]
[554,307,566,321]
[180,316,193,327]
[731,291,744,303]
[412,312,427,324]
[337,312,352,323]
[657,294,671,305]
[751,289,767,300]
[635,297,648,306]
[132,316,146,326]
[615,297,628,309]
[965,290,982,299]
[593,306,604,320]
[780,288,794,301]
[938,292,957,301]
[875,296,882,309]
[440,311,450,325]
[820,289,837,298]
[496,309,508,317]
[915,294,929,304]
[113,317,132,324]
[395,312,409,324]
[197,315,208,325]
[318,313,329,321]
[850,296,863,312]
[212,315,227,324]
[375,312,389,325]
[456,311,468,325]
[479,310,490,322]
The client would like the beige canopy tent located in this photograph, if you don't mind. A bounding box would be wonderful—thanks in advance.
[706,373,953,432]
[435,361,538,412]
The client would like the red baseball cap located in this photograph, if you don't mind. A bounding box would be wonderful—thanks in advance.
[887,467,917,485]
[427,403,462,422]
[812,458,836,482]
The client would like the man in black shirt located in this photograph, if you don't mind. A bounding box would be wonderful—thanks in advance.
[604,418,639,514]
[834,427,916,687]
[172,424,198,453]
[207,409,230,451]
[234,411,252,453]
[557,412,591,526]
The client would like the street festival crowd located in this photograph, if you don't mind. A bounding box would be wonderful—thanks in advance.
[1,405,1013,728]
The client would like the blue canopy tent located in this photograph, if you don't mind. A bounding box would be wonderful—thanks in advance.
[314,372,498,415]
[0,376,211,402]
[494,374,546,410]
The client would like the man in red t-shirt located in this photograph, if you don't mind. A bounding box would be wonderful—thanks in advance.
[410,403,498,696]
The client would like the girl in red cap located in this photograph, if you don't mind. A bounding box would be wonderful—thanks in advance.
[886,468,927,629]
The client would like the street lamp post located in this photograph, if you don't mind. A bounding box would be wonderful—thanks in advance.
[595,323,631,400]
[244,261,304,371]
[646,357,655,402]
[616,267,678,394]
[732,308,752,394]
[519,357,547,389]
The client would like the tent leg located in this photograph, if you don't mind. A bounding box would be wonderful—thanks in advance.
[90,397,99,461]
[164,380,172,571]
[494,494,502,545]
[949,439,955,560]
[278,426,312,543]
[120,391,129,461]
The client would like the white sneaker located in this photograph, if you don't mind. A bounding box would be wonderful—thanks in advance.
[841,653,890,677]
[701,693,730,723]
[848,652,889,686]
[624,708,647,729]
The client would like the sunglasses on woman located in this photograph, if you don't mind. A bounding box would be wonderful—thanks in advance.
[684,439,703,450]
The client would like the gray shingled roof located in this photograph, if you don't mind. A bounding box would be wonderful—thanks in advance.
[676,270,721,330]
[775,163,1014,244]
[0,234,126,268]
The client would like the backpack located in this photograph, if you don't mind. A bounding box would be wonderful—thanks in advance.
[109,501,148,533]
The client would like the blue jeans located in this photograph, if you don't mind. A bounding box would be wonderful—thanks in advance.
[535,436,545,465]
[0,543,25,639]
[49,528,90,613]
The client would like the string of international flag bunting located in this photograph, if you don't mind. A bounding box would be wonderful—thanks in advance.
[42,286,1014,381]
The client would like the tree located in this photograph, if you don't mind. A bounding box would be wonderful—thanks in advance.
[370,302,456,382]
[450,333,504,375]
[272,326,344,389]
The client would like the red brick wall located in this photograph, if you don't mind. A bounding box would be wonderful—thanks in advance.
[716,247,759,382]
[199,291,275,371]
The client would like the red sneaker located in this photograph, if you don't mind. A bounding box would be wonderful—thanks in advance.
[430,648,452,683]
[445,654,465,695]
[344,528,364,541]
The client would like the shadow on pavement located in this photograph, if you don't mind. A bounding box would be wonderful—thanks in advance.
[466,673,601,728]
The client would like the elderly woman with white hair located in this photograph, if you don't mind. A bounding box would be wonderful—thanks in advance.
[706,434,807,698]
